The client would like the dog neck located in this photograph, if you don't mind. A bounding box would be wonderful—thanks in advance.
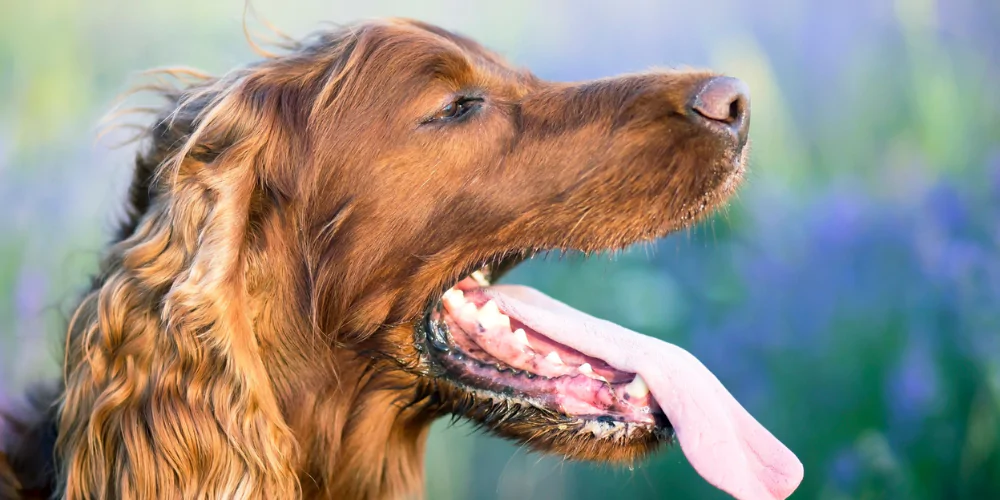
[272,343,435,499]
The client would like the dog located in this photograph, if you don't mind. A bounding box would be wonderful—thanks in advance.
[0,18,802,499]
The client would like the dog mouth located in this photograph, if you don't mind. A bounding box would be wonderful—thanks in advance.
[420,262,804,500]
[426,268,666,433]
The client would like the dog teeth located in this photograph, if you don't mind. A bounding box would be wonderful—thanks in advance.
[442,288,465,311]
[578,363,607,382]
[480,299,500,317]
[459,302,478,323]
[496,314,511,330]
[477,300,510,330]
[545,351,564,365]
[512,328,529,347]
[624,374,649,399]
[471,270,490,287]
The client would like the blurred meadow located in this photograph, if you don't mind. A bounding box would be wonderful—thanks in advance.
[2,0,999,498]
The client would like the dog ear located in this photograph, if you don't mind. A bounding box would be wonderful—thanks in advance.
[56,65,313,498]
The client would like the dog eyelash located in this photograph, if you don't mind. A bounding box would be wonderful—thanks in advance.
[425,97,484,124]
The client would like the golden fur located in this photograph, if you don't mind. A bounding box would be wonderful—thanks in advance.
[1,18,746,499]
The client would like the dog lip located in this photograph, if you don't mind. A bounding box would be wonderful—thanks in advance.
[690,117,751,159]
[421,319,670,433]
[421,282,665,426]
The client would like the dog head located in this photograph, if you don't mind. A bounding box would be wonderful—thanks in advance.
[57,18,798,500]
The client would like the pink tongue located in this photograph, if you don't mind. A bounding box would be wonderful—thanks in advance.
[485,285,803,500]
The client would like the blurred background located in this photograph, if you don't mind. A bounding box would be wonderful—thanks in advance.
[1,0,998,498]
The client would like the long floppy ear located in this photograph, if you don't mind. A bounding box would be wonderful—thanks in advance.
[56,63,312,498]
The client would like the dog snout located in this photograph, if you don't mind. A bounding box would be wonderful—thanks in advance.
[688,76,750,150]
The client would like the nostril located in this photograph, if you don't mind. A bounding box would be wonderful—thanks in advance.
[693,93,740,124]
[688,76,751,148]
[689,76,750,126]
[726,98,741,123]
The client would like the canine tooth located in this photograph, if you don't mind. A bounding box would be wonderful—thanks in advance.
[624,374,649,399]
[442,288,465,310]
[471,270,490,287]
[545,351,564,365]
[512,328,529,347]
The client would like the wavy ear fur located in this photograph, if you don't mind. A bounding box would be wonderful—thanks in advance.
[56,58,320,498]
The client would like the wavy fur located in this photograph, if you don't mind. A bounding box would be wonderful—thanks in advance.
[1,18,744,499]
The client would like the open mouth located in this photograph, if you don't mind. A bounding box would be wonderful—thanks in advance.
[420,261,804,500]
[426,268,667,437]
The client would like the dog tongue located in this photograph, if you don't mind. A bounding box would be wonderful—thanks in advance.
[485,285,803,500]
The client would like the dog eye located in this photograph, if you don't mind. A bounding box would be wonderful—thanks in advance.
[430,97,483,123]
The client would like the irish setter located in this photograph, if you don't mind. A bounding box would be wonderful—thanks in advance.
[0,19,803,500]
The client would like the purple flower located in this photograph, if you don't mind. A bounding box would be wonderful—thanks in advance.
[924,182,968,234]
[829,447,861,489]
[885,335,941,443]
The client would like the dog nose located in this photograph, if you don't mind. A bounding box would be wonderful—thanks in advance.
[689,76,750,147]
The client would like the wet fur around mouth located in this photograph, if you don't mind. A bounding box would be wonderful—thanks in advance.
[0,18,747,500]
